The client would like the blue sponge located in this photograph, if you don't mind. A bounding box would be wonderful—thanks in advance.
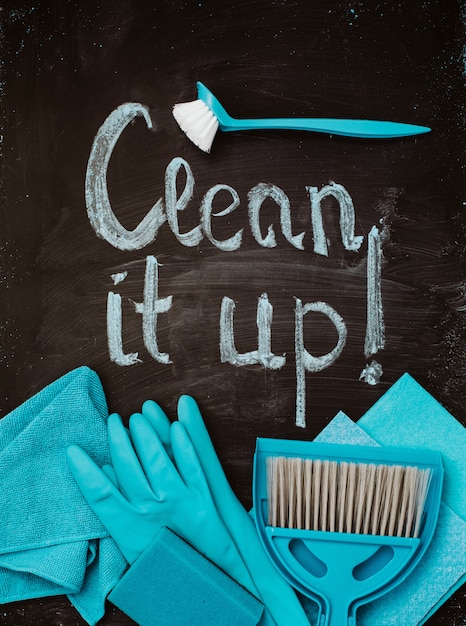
[108,526,264,625]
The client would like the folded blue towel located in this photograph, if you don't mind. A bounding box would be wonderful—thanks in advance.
[359,373,466,520]
[358,374,466,625]
[0,367,127,625]
[315,406,466,625]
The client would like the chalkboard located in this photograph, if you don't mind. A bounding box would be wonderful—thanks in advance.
[1,1,464,624]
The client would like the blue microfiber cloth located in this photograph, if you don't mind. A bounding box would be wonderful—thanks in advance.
[0,367,127,625]
[108,526,264,626]
[314,404,466,625]
[358,373,466,520]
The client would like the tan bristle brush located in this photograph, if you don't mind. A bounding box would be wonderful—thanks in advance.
[267,456,430,537]
[253,439,443,626]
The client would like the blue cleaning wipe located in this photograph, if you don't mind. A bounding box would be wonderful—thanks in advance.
[315,407,466,626]
[0,367,127,625]
[358,372,466,520]
[108,527,264,626]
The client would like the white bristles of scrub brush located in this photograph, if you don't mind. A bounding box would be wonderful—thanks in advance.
[172,99,219,153]
[266,456,432,539]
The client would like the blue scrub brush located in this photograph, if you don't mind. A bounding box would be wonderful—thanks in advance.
[253,439,443,626]
[172,82,431,152]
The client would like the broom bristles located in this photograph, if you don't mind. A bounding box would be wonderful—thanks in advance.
[172,99,219,153]
[266,456,431,539]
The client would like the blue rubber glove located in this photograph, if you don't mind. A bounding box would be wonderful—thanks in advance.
[142,396,311,626]
[66,412,257,597]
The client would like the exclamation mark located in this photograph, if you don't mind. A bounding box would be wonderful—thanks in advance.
[360,225,385,385]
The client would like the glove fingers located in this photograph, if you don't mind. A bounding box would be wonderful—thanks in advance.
[176,395,210,444]
[66,444,133,523]
[102,464,118,486]
[171,408,264,595]
[141,400,172,458]
[108,413,154,503]
[129,413,182,498]
[67,445,157,564]
[176,396,225,488]
[170,421,209,496]
[177,397,311,626]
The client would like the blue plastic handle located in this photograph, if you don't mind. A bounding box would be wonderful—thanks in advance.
[197,82,431,139]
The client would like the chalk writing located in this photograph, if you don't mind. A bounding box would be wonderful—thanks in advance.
[86,103,386,427]
[107,255,172,366]
[200,184,242,251]
[111,271,128,285]
[86,104,366,255]
[307,182,364,256]
[359,360,384,385]
[247,183,304,249]
[295,300,347,427]
[220,294,348,427]
[107,290,141,366]
[165,157,201,248]
[133,255,173,364]
[364,225,385,357]
[220,293,286,369]
[86,103,166,251]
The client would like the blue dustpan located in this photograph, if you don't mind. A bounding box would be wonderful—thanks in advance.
[253,439,443,626]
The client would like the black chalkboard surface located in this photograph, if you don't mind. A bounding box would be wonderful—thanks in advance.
[1,1,464,624]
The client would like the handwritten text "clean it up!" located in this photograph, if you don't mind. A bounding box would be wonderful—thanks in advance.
[85,103,385,427]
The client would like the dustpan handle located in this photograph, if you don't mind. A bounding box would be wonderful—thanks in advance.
[269,532,420,626]
[324,604,353,626]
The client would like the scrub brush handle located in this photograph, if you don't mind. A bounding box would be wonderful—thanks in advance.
[221,117,431,139]
[197,82,431,139]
